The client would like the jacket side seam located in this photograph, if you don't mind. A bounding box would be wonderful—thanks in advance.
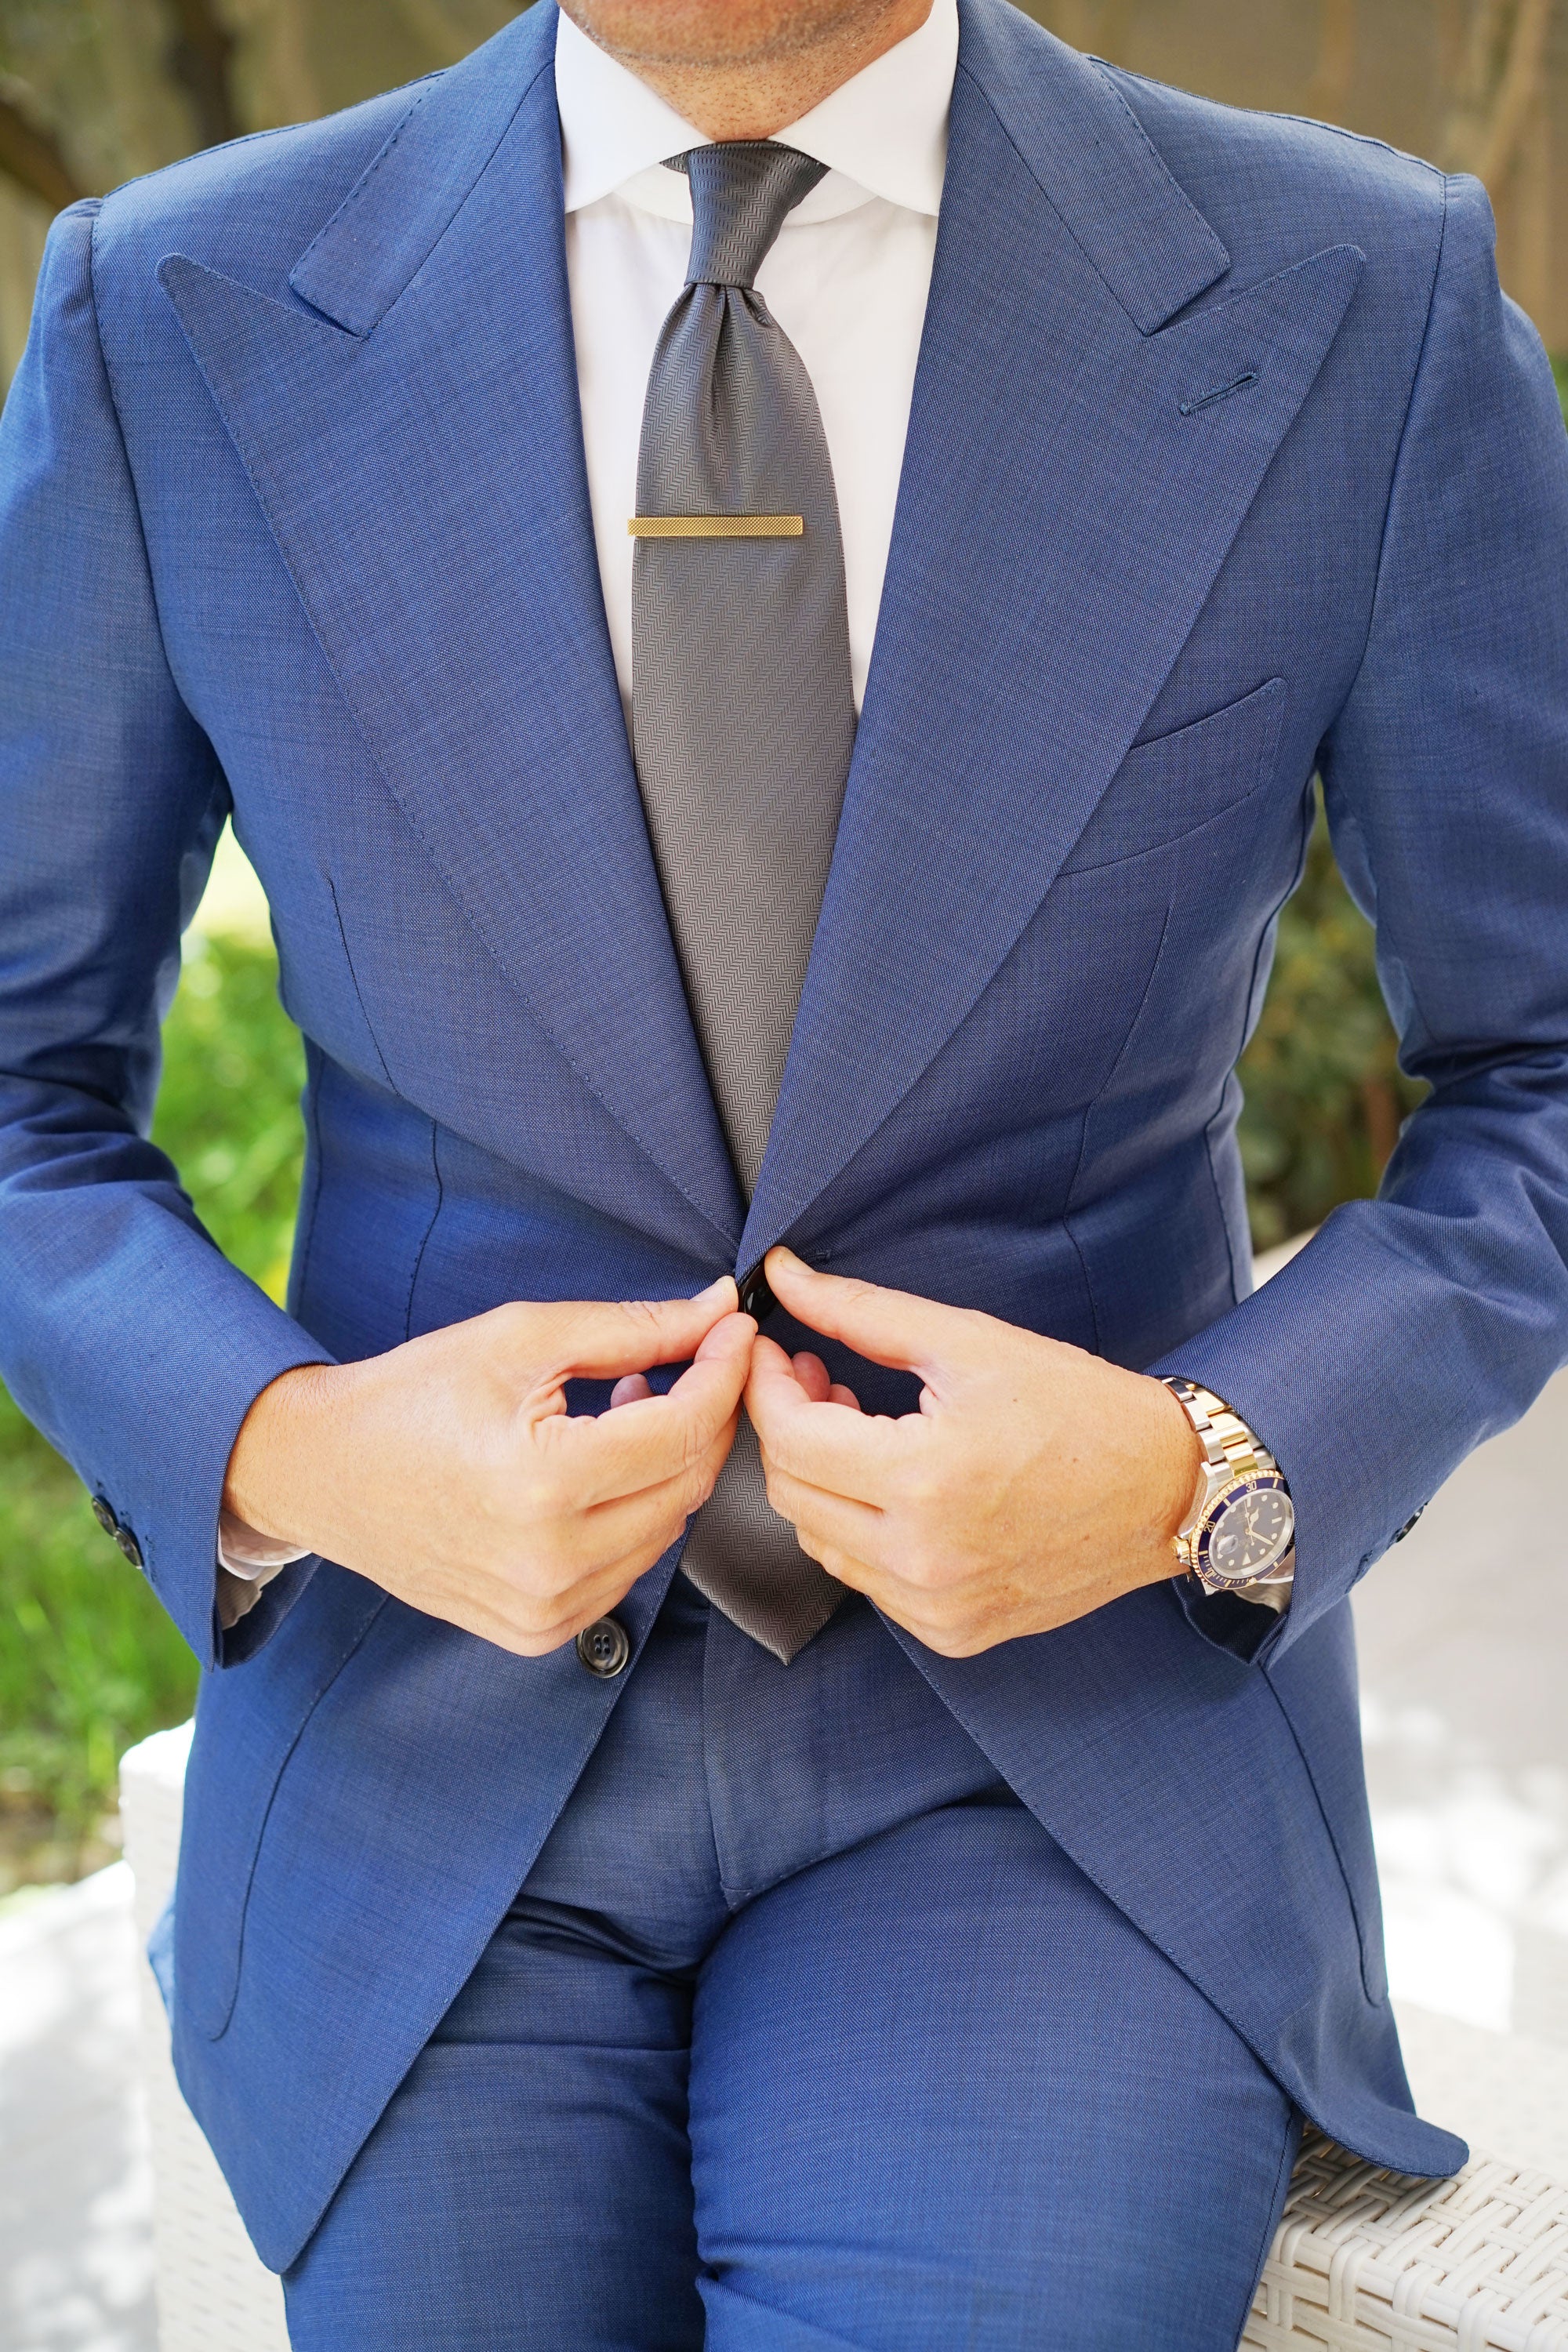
[404,1118,445,1343]
[326,877,397,1091]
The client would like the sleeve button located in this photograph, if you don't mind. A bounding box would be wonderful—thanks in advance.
[114,1526,144,1569]
[91,1496,119,1537]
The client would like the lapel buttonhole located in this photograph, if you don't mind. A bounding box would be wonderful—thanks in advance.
[1179,370,1261,417]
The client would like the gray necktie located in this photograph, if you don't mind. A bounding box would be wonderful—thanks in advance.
[632,143,856,1662]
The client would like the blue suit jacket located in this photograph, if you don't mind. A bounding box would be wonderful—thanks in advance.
[4,0,1566,2268]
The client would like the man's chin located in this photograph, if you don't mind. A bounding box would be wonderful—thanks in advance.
[557,0,902,74]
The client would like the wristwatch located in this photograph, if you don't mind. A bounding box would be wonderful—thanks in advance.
[1160,1378,1295,1604]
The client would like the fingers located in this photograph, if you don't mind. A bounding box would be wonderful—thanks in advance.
[787,1355,863,1412]
[746,1334,898,1503]
[470,1393,742,1655]
[531,1276,742,1382]
[610,1317,786,1414]
[763,1461,886,1565]
[778,1352,864,1412]
[581,1427,736,1558]
[607,1308,753,1405]
[470,1531,673,1657]
[502,1409,740,1635]
[763,1248,978,1380]
[692,1311,751,1364]
[561,1313,753,1504]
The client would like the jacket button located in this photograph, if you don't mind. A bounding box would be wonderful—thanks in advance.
[738,1264,775,1323]
[91,1496,119,1537]
[114,1526,143,1569]
[575,1617,630,1679]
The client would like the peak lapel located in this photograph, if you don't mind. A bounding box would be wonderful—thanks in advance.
[740,0,1363,1267]
[160,3,743,1247]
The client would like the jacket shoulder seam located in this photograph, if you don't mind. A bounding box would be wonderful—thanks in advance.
[1101,61,1447,189]
[96,73,443,215]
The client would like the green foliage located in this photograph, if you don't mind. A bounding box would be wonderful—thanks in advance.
[0,927,305,1884]
[148,926,309,1303]
[1236,794,1425,1249]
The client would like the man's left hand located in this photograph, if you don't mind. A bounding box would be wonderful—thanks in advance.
[746,1248,1204,1657]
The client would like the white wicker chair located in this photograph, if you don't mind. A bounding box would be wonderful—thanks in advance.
[121,1728,1568,2351]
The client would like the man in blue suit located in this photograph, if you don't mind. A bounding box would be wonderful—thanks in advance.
[3,0,1566,2337]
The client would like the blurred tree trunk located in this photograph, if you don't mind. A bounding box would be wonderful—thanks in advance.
[165,0,241,149]
[1359,1073,1403,1176]
[1308,0,1357,117]
[1049,0,1138,64]
[1442,0,1556,182]
[390,0,491,67]
[0,87,83,210]
[225,0,326,130]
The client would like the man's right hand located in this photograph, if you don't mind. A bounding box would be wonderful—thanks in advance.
[221,1279,753,1656]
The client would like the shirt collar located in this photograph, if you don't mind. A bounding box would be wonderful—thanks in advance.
[555,0,956,224]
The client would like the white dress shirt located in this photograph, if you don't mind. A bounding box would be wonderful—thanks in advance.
[217,0,958,1593]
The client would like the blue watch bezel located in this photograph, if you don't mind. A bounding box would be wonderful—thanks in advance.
[1193,1471,1295,1589]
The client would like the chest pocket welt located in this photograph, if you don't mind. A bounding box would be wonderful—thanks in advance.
[1060,677,1287,874]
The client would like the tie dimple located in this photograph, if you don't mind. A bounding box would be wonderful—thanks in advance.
[672,143,829,289]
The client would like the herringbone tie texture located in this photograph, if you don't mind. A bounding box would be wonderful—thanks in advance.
[632,143,857,1662]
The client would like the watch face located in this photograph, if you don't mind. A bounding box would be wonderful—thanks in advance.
[1200,1475,1294,1586]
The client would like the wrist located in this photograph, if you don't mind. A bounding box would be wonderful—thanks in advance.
[223,1361,343,1552]
[1147,1374,1207,1546]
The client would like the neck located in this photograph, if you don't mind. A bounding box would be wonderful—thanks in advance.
[558,0,935,142]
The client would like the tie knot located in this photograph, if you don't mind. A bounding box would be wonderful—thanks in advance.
[671,143,828,290]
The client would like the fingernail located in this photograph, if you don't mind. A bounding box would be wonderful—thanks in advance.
[691,1276,734,1303]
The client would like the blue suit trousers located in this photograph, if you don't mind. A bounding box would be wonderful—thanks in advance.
[281,1579,1301,2349]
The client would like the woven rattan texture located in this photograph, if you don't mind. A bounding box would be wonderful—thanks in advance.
[1243,2131,1568,2350]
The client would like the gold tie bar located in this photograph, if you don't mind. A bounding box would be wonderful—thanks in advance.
[627,514,804,539]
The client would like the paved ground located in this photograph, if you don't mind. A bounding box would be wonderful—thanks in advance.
[0,1867,154,2352]
[1357,1385,1568,2049]
[1355,1363,1568,2174]
[3,1361,1566,2349]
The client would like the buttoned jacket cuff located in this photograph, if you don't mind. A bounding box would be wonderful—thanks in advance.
[56,1231,338,1671]
[1145,1209,1454,1671]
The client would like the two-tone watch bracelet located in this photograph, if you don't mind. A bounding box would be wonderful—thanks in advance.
[1160,1377,1295,1602]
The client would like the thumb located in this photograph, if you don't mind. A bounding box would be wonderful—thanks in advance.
[537,1278,744,1382]
[762,1248,978,1380]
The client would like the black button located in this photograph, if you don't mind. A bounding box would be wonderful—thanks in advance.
[114,1525,144,1569]
[1393,1506,1426,1544]
[91,1495,119,1537]
[575,1616,630,1678]
[738,1264,775,1323]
